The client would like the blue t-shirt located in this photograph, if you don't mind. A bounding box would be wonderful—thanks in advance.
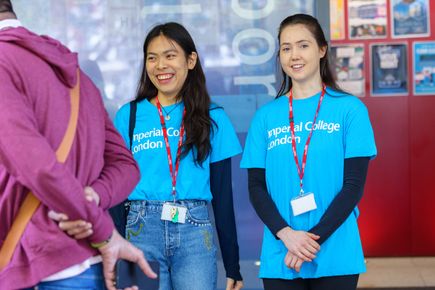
[115,99,242,201]
[240,88,377,279]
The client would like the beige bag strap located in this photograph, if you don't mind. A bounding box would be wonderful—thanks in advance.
[0,69,81,271]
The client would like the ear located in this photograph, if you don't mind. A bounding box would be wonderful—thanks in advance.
[319,45,327,58]
[187,52,198,70]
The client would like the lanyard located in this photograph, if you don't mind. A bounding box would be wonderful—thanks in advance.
[289,85,326,194]
[156,97,185,201]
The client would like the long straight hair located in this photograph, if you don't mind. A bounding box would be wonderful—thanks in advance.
[276,14,345,98]
[0,0,15,14]
[135,22,213,166]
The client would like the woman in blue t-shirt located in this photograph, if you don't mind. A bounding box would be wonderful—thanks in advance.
[113,23,243,290]
[49,22,243,289]
[241,14,377,290]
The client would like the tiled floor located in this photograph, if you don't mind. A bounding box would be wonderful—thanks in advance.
[217,257,435,289]
[358,257,435,288]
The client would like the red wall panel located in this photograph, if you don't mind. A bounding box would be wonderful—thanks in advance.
[360,97,411,256]
[410,97,435,255]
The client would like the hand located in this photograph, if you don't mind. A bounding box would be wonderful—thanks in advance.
[48,210,93,239]
[48,186,100,239]
[84,186,100,205]
[276,227,320,262]
[284,251,304,272]
[98,230,158,290]
[226,278,243,290]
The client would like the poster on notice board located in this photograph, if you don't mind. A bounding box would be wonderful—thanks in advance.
[391,0,430,38]
[413,42,435,95]
[348,0,387,39]
[331,44,365,96]
[330,0,345,40]
[371,43,408,96]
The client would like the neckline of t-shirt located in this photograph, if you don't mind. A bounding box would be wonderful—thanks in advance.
[282,91,322,103]
[144,98,184,110]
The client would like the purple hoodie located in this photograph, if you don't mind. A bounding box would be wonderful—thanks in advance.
[0,26,140,289]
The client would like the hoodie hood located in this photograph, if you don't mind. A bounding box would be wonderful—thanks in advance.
[0,26,78,88]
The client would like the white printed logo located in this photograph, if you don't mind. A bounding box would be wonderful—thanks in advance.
[132,127,181,154]
[267,120,340,150]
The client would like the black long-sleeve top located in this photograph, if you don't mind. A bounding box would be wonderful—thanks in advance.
[210,158,243,281]
[248,157,370,244]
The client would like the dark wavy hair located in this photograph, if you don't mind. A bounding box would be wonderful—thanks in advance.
[276,14,344,98]
[0,0,15,14]
[135,22,213,166]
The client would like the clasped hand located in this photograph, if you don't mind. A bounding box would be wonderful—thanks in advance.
[277,227,320,272]
[48,186,98,239]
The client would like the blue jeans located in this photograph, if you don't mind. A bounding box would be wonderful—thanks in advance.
[22,262,106,289]
[126,200,217,290]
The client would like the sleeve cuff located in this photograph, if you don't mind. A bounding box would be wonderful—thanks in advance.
[272,221,289,240]
[226,266,243,281]
[88,210,115,244]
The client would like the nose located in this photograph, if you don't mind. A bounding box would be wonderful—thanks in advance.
[291,48,300,60]
[156,57,167,69]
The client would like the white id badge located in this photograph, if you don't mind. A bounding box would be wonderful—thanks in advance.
[291,193,317,216]
[161,203,187,223]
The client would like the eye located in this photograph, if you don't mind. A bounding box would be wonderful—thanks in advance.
[167,54,176,59]
[281,46,291,52]
[146,55,156,62]
[300,43,309,49]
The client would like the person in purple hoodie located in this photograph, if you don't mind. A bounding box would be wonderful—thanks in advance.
[0,1,157,289]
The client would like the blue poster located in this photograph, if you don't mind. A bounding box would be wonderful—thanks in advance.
[391,0,430,38]
[371,43,408,96]
[413,42,435,95]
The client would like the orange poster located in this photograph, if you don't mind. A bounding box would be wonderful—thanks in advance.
[330,0,345,40]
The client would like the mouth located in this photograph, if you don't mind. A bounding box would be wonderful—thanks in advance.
[291,64,304,71]
[156,73,175,83]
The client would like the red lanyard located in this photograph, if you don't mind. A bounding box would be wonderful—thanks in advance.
[289,85,326,194]
[156,97,185,200]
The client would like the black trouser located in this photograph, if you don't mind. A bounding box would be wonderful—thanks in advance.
[263,274,359,290]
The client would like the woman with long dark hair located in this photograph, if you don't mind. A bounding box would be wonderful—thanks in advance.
[114,22,243,290]
[241,14,377,290]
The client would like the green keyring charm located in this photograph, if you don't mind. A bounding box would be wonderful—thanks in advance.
[171,207,179,223]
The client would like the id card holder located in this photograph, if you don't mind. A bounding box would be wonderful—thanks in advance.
[161,203,187,223]
[291,192,317,216]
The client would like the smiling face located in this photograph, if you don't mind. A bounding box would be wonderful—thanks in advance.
[279,24,326,86]
[145,35,197,102]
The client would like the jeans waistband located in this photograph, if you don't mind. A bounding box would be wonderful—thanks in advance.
[128,199,208,211]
